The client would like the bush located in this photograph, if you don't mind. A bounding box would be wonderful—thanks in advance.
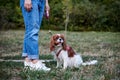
[0,0,120,32]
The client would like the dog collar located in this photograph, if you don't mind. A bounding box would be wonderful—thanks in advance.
[56,49,63,57]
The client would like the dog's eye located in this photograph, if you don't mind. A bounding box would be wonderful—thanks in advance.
[55,36,59,39]
[61,36,64,40]
[53,35,59,40]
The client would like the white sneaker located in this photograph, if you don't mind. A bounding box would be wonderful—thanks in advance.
[24,61,32,69]
[30,61,51,71]
[42,63,51,71]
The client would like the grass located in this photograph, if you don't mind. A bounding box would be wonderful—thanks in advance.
[0,30,120,80]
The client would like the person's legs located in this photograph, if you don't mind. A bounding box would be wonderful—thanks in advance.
[22,0,50,71]
[22,4,39,59]
[22,0,41,59]
[21,0,40,68]
[21,0,50,71]
[31,0,45,64]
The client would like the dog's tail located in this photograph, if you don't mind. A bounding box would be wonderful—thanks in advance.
[82,60,98,66]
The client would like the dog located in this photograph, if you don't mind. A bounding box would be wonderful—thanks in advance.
[50,34,98,69]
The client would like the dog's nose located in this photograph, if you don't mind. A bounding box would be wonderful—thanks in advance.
[57,38,63,43]
[59,38,62,41]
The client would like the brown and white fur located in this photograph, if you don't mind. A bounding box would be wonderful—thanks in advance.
[50,34,98,69]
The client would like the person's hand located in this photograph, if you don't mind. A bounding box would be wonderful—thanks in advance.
[45,2,50,19]
[24,0,32,12]
[45,2,50,11]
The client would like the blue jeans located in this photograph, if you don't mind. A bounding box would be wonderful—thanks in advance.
[21,0,45,59]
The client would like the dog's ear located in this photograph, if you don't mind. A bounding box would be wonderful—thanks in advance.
[67,46,76,57]
[50,35,55,51]
[61,34,67,50]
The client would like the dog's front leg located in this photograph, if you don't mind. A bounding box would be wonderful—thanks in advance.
[56,60,61,68]
[56,61,60,68]
[63,59,68,69]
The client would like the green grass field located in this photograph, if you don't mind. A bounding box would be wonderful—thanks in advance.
[0,30,120,80]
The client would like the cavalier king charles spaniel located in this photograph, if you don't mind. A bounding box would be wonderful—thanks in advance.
[50,34,97,69]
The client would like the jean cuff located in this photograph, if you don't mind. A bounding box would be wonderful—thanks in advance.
[28,55,39,60]
[22,53,28,57]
